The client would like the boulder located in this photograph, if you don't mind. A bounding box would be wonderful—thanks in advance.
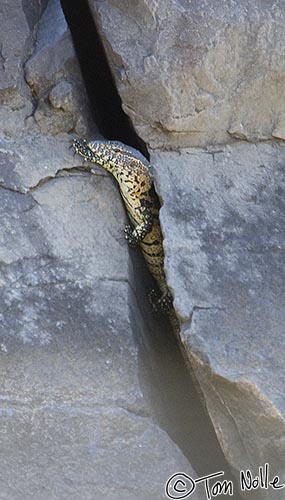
[0,0,47,137]
[152,141,285,499]
[0,0,93,139]
[88,0,285,149]
[0,135,203,499]
[0,1,203,498]
[25,0,95,136]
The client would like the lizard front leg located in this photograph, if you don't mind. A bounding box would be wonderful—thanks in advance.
[124,209,153,247]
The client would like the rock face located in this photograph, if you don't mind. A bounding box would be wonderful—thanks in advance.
[89,0,285,149]
[87,2,285,495]
[0,0,93,139]
[152,142,285,499]
[24,0,95,137]
[0,153,195,499]
[3,0,284,498]
[0,1,202,499]
[0,0,45,137]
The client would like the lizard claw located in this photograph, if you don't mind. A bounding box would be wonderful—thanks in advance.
[148,289,173,313]
[124,225,139,247]
[148,289,159,312]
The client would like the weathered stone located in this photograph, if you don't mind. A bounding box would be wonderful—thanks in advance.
[89,0,285,148]
[22,0,49,29]
[25,0,95,137]
[0,135,80,192]
[0,0,93,139]
[0,0,47,102]
[0,146,201,498]
[0,0,48,136]
[152,141,285,499]
[0,0,211,496]
[0,404,198,500]
[49,80,74,111]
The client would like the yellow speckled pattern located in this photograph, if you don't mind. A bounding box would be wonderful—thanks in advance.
[72,138,172,311]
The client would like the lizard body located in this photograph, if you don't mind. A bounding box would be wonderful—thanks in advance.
[72,138,173,312]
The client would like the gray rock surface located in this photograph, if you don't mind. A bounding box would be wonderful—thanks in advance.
[3,0,284,498]
[0,0,45,137]
[152,142,285,499]
[0,138,201,499]
[0,0,93,139]
[25,0,95,137]
[89,0,285,149]
[0,1,203,498]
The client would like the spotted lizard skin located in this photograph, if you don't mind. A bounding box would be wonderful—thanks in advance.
[72,138,173,312]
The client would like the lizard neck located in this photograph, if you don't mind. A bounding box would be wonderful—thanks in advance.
[94,157,117,174]
[88,146,119,175]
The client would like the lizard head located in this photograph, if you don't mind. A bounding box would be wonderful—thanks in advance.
[72,138,97,162]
